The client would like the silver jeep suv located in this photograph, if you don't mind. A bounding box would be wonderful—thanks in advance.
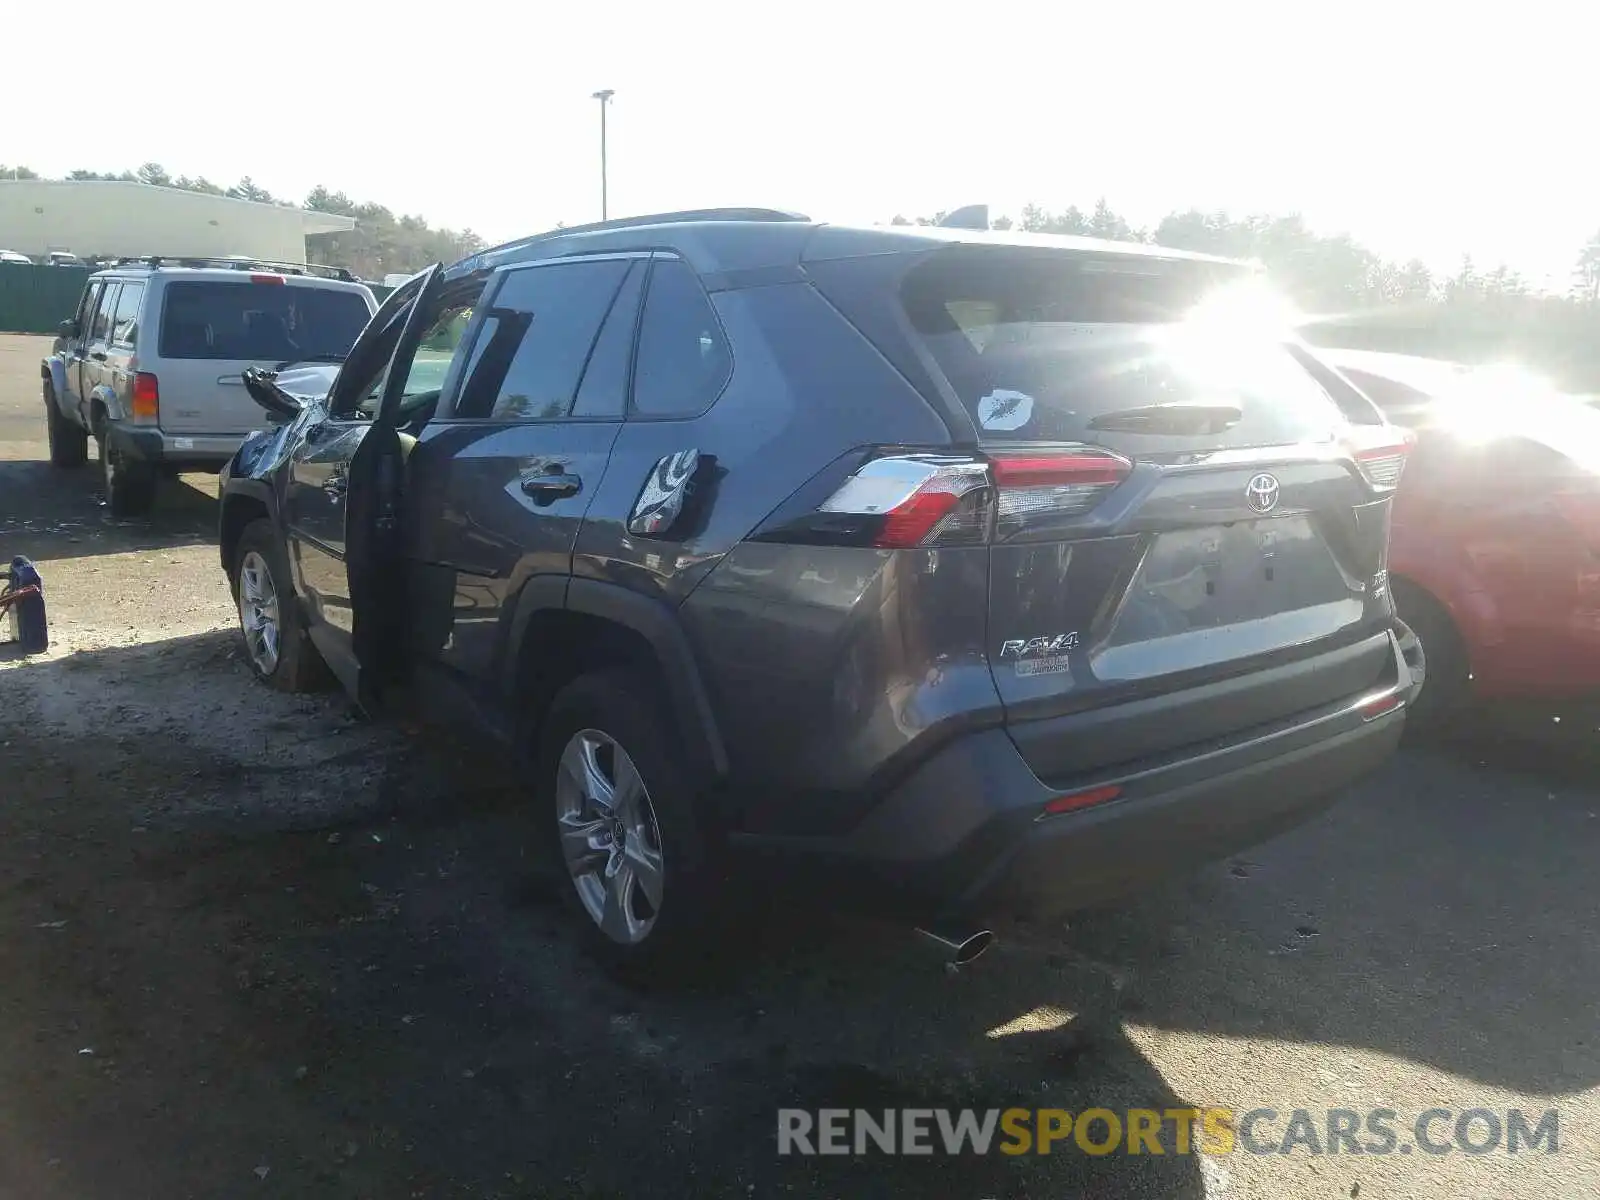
[42,258,375,514]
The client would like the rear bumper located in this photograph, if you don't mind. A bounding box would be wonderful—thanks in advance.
[105,423,244,472]
[735,632,1417,919]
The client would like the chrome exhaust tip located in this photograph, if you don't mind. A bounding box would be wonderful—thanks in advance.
[915,926,995,967]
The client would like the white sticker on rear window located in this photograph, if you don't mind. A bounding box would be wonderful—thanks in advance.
[978,389,1034,431]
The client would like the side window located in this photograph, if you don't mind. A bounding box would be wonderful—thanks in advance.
[90,283,119,343]
[354,300,479,417]
[109,282,145,348]
[630,259,731,417]
[75,282,102,333]
[572,262,645,418]
[452,258,631,421]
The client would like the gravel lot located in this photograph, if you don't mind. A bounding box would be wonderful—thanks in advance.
[1,332,1597,1199]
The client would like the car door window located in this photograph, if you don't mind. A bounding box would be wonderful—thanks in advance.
[630,258,732,417]
[90,283,119,343]
[74,282,102,341]
[452,258,632,421]
[571,261,645,418]
[356,299,479,418]
[109,281,144,348]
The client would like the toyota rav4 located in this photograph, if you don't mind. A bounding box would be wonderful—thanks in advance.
[218,208,1422,973]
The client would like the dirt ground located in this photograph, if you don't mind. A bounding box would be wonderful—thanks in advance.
[1,332,1598,1199]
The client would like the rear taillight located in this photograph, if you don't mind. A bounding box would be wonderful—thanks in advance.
[816,455,992,548]
[131,372,159,422]
[1347,428,1413,490]
[777,446,1133,549]
[989,449,1132,538]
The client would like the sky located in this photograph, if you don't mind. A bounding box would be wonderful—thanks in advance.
[3,0,1593,288]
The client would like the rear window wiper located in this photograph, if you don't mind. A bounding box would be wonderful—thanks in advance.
[1087,403,1243,435]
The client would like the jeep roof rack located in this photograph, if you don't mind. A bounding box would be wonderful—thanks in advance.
[98,255,360,283]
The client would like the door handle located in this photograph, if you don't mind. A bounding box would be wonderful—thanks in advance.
[520,470,581,502]
[89,351,107,362]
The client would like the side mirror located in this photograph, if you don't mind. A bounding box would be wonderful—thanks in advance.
[241,366,307,422]
[58,317,79,339]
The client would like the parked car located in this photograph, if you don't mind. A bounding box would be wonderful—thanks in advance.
[41,259,377,514]
[45,250,84,267]
[1323,348,1600,727]
[222,209,1421,974]
[0,249,32,265]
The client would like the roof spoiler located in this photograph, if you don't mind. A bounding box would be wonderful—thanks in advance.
[937,204,989,231]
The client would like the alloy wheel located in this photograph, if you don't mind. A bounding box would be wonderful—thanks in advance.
[237,551,282,675]
[555,729,666,945]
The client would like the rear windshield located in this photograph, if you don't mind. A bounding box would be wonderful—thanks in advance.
[901,248,1346,447]
[158,281,371,362]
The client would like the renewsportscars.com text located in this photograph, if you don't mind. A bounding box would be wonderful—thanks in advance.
[777,1107,1560,1157]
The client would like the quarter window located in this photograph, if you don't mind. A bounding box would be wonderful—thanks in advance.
[630,259,731,417]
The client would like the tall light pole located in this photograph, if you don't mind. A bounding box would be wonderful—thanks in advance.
[591,89,615,221]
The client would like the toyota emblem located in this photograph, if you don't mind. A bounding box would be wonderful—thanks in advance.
[1245,472,1281,515]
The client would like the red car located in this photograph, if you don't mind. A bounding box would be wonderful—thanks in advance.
[1323,350,1600,727]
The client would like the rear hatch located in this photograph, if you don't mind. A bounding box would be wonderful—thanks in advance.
[810,240,1407,777]
[152,276,373,435]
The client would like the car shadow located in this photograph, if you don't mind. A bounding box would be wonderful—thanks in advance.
[0,455,219,562]
[2,630,1596,1197]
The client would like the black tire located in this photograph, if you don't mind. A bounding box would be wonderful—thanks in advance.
[97,432,156,516]
[44,384,88,468]
[1392,578,1469,736]
[230,518,330,692]
[536,668,725,983]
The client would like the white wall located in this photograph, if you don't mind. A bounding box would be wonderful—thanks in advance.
[0,181,354,264]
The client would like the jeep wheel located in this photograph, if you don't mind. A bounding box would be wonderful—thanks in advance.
[97,433,156,516]
[539,670,722,980]
[232,519,329,692]
[44,384,88,468]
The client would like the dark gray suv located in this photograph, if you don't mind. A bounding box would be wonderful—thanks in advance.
[219,209,1421,973]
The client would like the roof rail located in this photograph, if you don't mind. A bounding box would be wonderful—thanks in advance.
[473,207,811,264]
[96,255,359,283]
[557,207,810,237]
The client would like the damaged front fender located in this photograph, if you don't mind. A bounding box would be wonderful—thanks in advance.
[226,400,321,481]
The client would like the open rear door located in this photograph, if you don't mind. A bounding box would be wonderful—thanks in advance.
[345,263,445,711]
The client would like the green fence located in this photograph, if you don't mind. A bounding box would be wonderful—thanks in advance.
[0,263,90,335]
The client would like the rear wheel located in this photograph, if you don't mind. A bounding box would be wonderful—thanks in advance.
[537,669,723,982]
[44,384,88,468]
[97,431,156,516]
[1392,578,1469,735]
[231,519,329,692]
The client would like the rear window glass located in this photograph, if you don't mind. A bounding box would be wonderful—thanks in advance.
[158,281,371,362]
[901,249,1346,447]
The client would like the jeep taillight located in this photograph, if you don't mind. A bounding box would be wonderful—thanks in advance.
[131,372,160,422]
[764,446,1133,549]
